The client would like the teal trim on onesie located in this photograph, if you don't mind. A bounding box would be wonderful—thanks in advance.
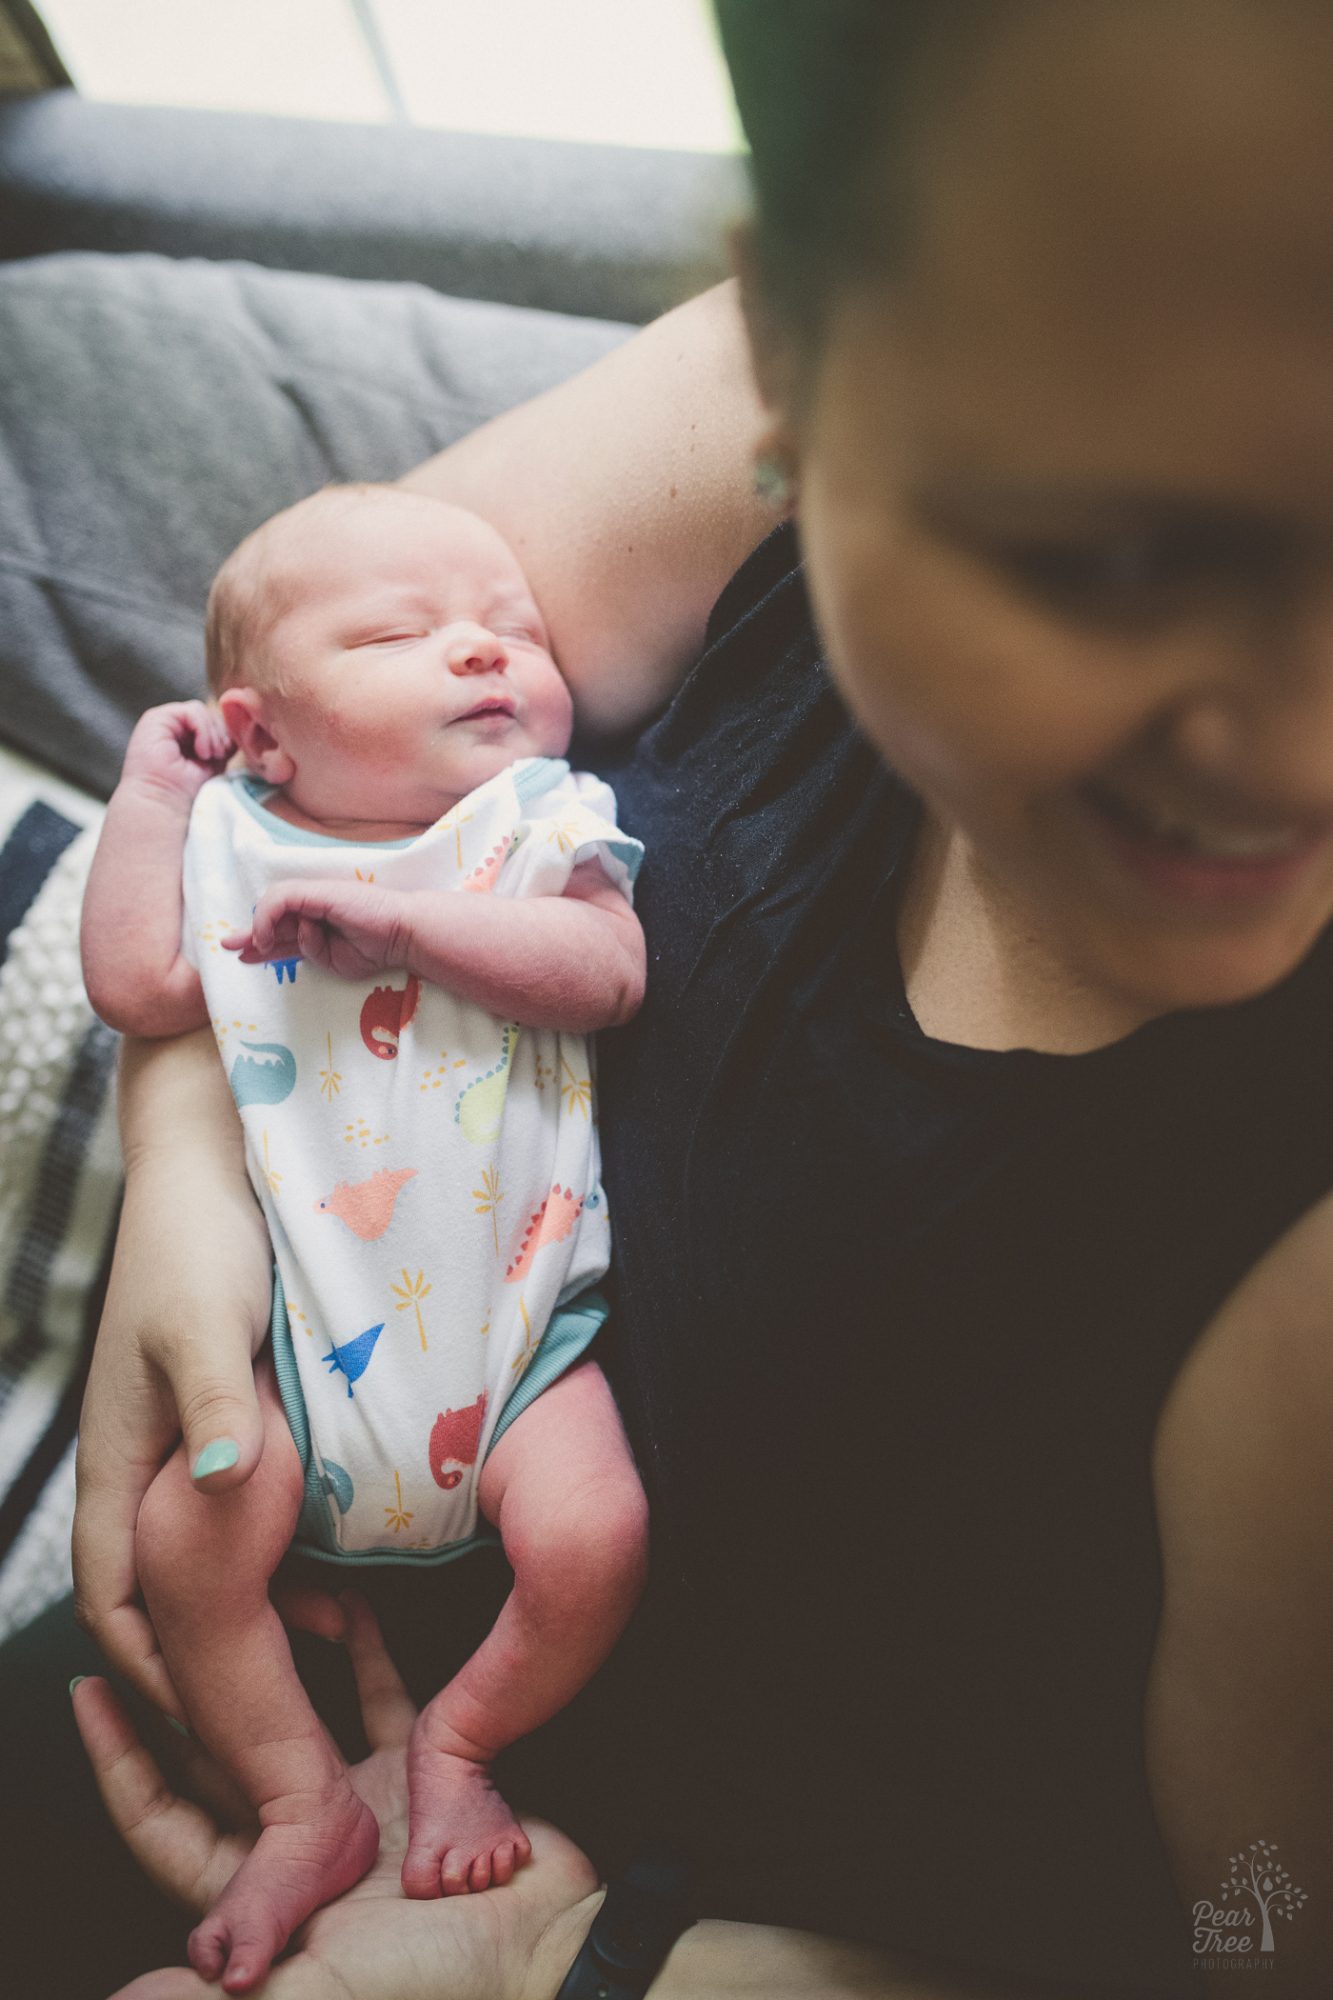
[234,775,416,848]
[488,1287,609,1448]
[268,1270,608,1568]
[511,756,568,805]
[510,759,644,883]
[590,833,643,883]
[234,765,642,879]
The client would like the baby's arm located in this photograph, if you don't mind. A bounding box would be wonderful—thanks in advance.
[81,702,231,1039]
[225,861,645,1032]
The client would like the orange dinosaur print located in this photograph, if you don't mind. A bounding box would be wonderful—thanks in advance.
[461,839,510,893]
[504,1184,586,1283]
[359,975,420,1060]
[314,1167,417,1241]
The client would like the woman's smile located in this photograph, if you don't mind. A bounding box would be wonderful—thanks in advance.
[780,0,1333,1029]
[1076,778,1333,909]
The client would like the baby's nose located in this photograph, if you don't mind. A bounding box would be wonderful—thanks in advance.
[445,624,508,674]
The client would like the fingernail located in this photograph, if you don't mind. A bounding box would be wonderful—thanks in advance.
[166,1714,192,1739]
[68,1675,87,1696]
[191,1437,240,1480]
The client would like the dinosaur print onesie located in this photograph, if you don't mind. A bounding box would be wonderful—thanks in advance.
[181,755,642,1561]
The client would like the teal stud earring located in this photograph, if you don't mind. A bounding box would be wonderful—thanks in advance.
[752,454,796,513]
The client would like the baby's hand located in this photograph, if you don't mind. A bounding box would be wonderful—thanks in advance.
[121,701,234,808]
[223,881,419,980]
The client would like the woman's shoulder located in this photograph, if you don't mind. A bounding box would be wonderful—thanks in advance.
[702,519,807,648]
[634,518,835,778]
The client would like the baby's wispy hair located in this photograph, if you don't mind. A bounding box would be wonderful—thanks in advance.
[204,482,407,696]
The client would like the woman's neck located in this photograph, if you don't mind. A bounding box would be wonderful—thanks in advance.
[896,816,1159,1056]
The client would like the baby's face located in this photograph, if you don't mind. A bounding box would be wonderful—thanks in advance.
[245,496,573,825]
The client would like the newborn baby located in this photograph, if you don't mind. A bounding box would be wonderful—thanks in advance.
[81,485,649,1994]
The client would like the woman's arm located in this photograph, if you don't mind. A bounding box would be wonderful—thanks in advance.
[398,280,773,735]
[1149,1188,1333,1990]
[631,1923,1030,2000]
[72,1029,273,1709]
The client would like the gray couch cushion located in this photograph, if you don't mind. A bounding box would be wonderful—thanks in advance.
[0,250,631,798]
[0,97,740,324]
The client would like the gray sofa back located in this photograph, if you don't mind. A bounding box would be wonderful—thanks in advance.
[0,94,744,323]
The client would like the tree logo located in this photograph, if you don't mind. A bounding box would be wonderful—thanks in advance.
[1192,1841,1308,1962]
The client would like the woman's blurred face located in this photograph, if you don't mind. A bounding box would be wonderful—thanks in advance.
[785,0,1333,1016]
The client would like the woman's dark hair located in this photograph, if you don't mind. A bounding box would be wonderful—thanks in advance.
[713,0,992,338]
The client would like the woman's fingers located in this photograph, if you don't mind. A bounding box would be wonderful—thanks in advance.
[71,1430,185,1719]
[341,1590,418,1751]
[110,1962,328,2000]
[272,1577,349,1644]
[71,1677,248,1913]
[171,1348,266,1496]
[109,1972,224,1999]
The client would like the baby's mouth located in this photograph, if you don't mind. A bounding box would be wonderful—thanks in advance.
[455,696,517,723]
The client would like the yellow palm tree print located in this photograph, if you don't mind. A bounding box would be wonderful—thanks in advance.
[474,1167,503,1255]
[559,1055,592,1118]
[391,1269,432,1351]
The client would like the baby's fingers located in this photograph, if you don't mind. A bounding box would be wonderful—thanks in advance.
[222,910,304,961]
[181,704,233,767]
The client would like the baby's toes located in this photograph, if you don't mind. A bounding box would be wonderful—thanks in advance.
[401,1840,447,1900]
[441,1846,475,1896]
[188,1914,228,1981]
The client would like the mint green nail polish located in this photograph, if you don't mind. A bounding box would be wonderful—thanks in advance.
[166,1714,192,1739]
[191,1437,239,1480]
[68,1675,87,1696]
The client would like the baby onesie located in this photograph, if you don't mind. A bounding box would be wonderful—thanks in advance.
[181,757,642,1562]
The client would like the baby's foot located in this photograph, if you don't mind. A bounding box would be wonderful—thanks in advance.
[402,1716,532,1897]
[188,1777,379,1994]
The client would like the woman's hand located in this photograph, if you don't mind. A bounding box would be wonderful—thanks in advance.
[72,1031,274,1718]
[72,1593,601,2000]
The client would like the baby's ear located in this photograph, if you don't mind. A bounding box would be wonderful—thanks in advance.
[218,686,296,785]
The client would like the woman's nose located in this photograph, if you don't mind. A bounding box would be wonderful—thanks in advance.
[1175,599,1333,809]
[444,625,508,674]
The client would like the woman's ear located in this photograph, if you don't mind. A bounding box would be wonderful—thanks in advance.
[729,220,802,513]
[217,687,296,786]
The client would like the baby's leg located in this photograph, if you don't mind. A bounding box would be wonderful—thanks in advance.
[403,1357,649,1897]
[136,1357,378,1993]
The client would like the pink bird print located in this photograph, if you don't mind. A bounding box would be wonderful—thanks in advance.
[314,1167,417,1241]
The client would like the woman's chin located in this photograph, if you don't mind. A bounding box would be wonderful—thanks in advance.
[1092,917,1330,1021]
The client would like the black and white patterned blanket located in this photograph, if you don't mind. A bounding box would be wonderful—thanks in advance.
[0,748,120,1641]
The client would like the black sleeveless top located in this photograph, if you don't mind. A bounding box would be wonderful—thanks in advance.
[512,524,1333,1995]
